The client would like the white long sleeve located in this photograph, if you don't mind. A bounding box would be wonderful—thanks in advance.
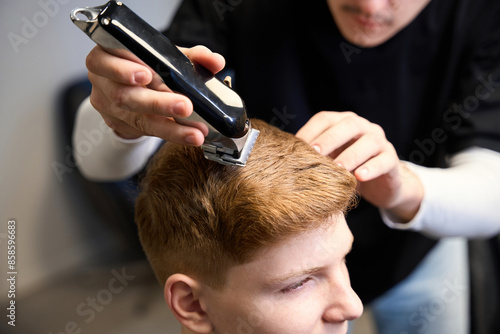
[74,98,500,237]
[382,147,500,238]
[72,97,163,181]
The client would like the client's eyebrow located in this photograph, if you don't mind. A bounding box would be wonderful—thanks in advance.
[264,233,354,289]
[264,266,327,289]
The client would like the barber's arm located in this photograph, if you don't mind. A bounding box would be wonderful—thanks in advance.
[296,111,500,238]
[382,147,500,238]
[297,2,500,238]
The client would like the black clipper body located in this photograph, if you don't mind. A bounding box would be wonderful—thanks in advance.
[70,1,259,166]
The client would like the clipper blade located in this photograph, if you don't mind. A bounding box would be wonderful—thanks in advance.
[203,128,260,167]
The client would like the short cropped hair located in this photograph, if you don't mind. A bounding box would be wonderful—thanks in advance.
[135,119,357,289]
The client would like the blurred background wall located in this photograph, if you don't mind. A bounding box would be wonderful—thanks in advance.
[0,0,180,306]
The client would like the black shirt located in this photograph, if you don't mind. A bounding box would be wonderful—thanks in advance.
[165,0,500,303]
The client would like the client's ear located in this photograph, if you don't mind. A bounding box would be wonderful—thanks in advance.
[165,274,213,334]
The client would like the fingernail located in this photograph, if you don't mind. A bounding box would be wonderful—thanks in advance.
[357,167,368,178]
[184,134,197,145]
[312,145,321,154]
[134,71,148,84]
[173,101,186,116]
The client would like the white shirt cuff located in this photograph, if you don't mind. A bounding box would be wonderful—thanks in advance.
[72,97,163,181]
[381,147,500,238]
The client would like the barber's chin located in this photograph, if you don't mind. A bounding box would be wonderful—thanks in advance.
[343,29,393,48]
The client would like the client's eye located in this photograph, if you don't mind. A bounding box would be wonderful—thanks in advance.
[280,277,312,293]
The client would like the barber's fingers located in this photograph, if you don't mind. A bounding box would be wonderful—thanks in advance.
[350,145,399,182]
[93,87,208,145]
[332,127,392,172]
[296,111,399,181]
[86,46,153,85]
[106,112,207,146]
[180,45,226,74]
[86,45,226,85]
[85,44,224,144]
[88,72,193,118]
[296,111,372,155]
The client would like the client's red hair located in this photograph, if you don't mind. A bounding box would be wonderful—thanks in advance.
[135,119,357,289]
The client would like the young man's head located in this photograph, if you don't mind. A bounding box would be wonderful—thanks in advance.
[135,119,363,334]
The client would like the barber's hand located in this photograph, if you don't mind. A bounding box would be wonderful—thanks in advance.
[86,45,226,146]
[296,111,424,223]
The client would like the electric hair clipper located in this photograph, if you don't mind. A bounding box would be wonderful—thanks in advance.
[70,1,259,166]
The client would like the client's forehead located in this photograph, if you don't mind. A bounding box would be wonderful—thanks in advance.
[222,215,352,292]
